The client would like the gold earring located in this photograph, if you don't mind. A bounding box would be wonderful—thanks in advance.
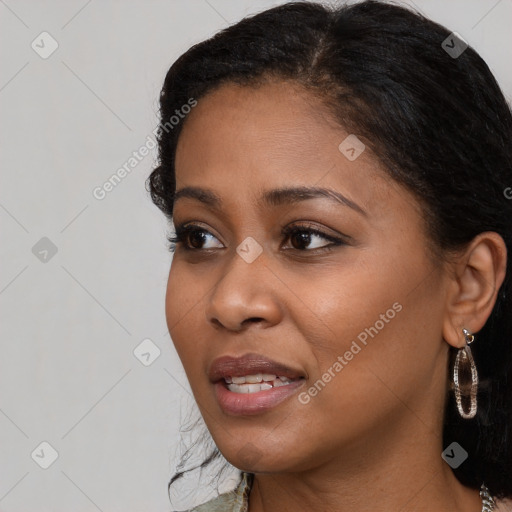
[453,328,478,419]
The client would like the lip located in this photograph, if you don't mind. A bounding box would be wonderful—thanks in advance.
[214,378,305,416]
[208,352,306,416]
[208,352,306,383]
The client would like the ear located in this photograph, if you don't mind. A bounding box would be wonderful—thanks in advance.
[442,231,507,348]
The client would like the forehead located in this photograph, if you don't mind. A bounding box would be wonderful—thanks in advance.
[173,80,411,220]
[177,80,339,162]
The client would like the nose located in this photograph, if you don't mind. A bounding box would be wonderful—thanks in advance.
[205,249,283,332]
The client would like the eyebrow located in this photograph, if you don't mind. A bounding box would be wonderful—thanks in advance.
[173,185,367,216]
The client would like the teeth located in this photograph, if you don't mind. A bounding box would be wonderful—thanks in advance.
[227,382,274,393]
[243,374,262,383]
[224,373,278,384]
[225,376,296,394]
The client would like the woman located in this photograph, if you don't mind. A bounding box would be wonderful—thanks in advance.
[147,1,512,510]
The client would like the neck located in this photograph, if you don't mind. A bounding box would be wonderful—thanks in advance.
[247,411,482,512]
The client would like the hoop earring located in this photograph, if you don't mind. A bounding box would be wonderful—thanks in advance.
[453,328,478,419]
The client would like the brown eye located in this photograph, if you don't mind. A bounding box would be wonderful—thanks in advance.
[168,224,223,252]
[282,225,344,251]
[290,230,313,250]
[188,229,208,249]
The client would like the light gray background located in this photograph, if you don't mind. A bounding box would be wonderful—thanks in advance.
[1,1,511,511]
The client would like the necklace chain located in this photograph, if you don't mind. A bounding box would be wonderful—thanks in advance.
[480,483,496,511]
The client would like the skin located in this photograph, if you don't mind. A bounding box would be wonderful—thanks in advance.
[165,80,507,512]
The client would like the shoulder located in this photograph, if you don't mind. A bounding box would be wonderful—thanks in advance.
[186,491,239,512]
[186,472,253,512]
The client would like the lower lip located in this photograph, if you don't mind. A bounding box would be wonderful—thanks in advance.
[214,378,306,416]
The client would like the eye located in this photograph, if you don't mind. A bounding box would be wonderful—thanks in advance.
[167,224,223,252]
[167,222,346,253]
[280,224,345,251]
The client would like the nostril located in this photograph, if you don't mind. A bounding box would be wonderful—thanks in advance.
[209,316,265,331]
[243,317,264,325]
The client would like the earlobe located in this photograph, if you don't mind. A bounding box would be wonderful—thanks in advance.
[442,231,507,349]
[442,317,463,349]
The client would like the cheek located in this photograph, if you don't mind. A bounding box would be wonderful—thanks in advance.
[164,263,182,333]
[292,250,442,403]
[165,262,207,372]
[284,255,406,357]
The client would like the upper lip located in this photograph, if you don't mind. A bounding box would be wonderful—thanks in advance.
[208,352,306,383]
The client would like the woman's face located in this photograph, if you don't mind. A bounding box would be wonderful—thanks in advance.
[166,80,451,473]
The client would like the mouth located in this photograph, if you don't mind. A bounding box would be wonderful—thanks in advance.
[213,373,306,415]
[208,352,307,415]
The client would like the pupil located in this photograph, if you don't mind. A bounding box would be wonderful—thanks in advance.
[292,231,310,249]
[190,231,206,248]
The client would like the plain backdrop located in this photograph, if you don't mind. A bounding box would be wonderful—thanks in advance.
[1,0,511,511]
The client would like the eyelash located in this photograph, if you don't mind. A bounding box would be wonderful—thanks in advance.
[167,223,346,254]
